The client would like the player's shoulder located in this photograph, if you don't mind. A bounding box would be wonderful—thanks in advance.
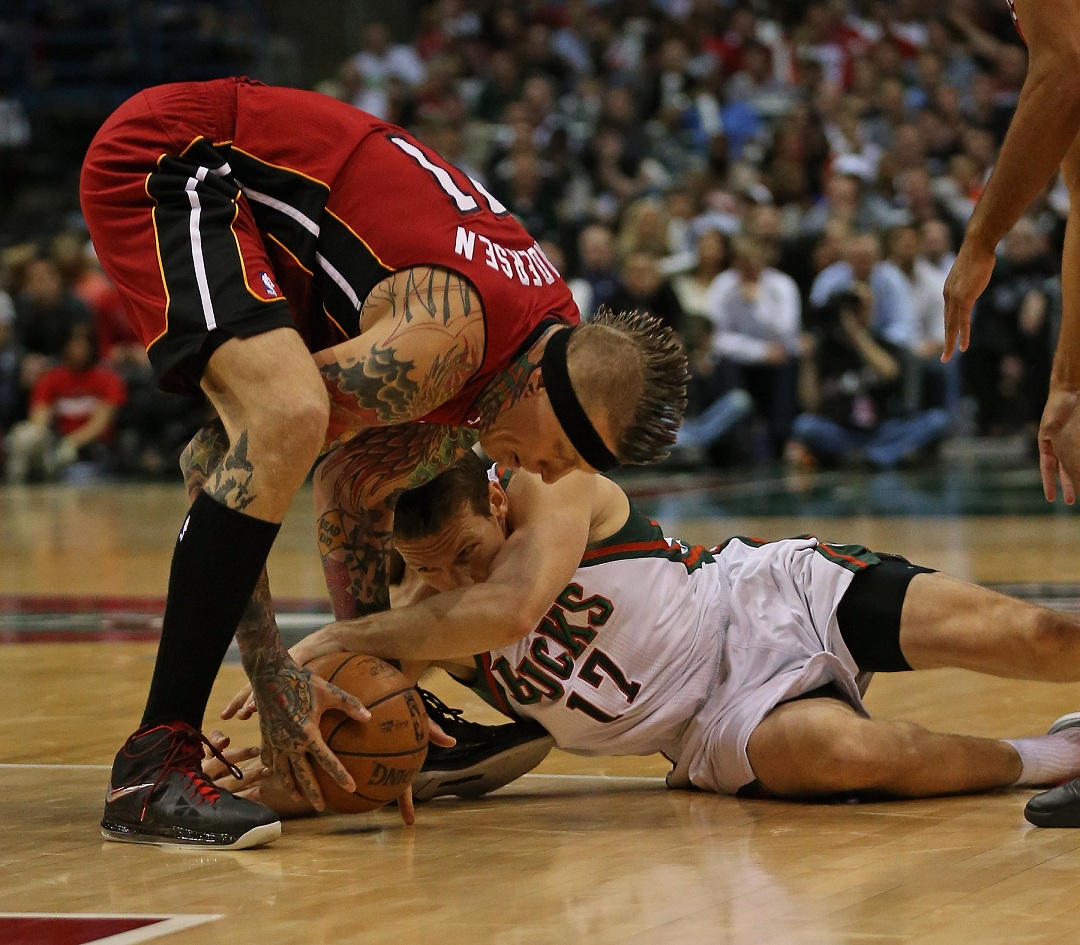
[505,469,628,544]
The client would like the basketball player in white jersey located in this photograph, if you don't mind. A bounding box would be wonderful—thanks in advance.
[222,452,1080,815]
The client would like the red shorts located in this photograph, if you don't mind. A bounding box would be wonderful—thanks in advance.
[80,80,294,393]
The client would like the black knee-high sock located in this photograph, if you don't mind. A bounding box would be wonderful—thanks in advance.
[140,490,281,730]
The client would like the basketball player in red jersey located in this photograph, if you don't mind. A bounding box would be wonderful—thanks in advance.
[942,0,1080,827]
[80,77,687,849]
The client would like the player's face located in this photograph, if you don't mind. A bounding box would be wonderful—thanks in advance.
[479,377,615,484]
[397,496,508,593]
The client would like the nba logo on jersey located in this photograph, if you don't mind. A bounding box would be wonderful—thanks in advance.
[259,272,279,298]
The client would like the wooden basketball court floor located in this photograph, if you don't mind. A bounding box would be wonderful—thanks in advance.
[3,463,1080,945]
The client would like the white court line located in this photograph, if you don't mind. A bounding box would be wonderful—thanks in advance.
[0,914,222,945]
[0,763,111,770]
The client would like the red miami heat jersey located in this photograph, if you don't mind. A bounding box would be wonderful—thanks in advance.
[226,80,578,425]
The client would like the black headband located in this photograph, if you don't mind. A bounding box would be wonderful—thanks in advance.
[540,327,619,472]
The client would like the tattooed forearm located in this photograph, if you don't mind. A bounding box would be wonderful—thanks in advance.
[318,501,395,619]
[314,423,475,618]
[236,570,290,671]
[236,569,320,800]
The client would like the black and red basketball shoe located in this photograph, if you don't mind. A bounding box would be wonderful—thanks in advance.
[101,722,280,849]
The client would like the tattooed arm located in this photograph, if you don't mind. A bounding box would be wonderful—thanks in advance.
[315,266,486,452]
[220,422,475,790]
[314,421,478,619]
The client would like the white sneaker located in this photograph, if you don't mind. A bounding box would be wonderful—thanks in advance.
[1048,712,1080,735]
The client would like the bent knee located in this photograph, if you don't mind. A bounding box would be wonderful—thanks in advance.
[753,722,917,797]
[256,388,330,458]
[791,733,890,795]
[203,330,330,441]
[1026,609,1080,678]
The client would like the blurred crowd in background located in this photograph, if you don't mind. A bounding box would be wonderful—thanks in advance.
[0,0,1062,482]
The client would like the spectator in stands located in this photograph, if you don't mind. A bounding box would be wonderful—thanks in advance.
[704,234,801,459]
[51,233,142,365]
[789,288,951,470]
[5,323,126,483]
[567,223,619,318]
[726,39,795,122]
[344,22,427,120]
[616,196,673,262]
[581,94,651,208]
[963,218,1055,438]
[607,252,685,336]
[0,292,22,433]
[894,167,945,229]
[672,229,730,321]
[810,231,916,349]
[491,151,561,242]
[886,223,958,412]
[13,256,92,394]
[921,217,956,277]
[473,49,521,123]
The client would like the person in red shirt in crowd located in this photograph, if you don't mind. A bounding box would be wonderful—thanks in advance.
[52,232,143,365]
[5,323,126,482]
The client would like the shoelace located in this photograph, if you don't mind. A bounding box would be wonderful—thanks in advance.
[419,688,490,738]
[139,726,244,821]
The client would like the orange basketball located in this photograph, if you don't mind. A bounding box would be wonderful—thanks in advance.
[305,652,429,814]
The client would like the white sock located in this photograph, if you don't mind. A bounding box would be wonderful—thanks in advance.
[1005,728,1080,786]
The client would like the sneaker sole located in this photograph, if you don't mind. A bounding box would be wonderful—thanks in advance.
[101,819,281,850]
[1048,712,1080,736]
[411,735,555,802]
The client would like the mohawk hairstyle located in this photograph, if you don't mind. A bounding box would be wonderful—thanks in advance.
[569,308,688,465]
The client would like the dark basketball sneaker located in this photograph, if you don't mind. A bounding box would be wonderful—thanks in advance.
[411,689,555,802]
[1024,713,1080,828]
[1025,779,1080,827]
[101,722,281,849]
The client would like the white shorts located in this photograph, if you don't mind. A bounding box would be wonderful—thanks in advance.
[666,536,871,795]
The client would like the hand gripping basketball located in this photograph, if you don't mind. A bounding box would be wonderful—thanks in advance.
[249,657,371,811]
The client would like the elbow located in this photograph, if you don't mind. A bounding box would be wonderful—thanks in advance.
[492,609,536,648]
[487,590,541,647]
[1030,59,1080,116]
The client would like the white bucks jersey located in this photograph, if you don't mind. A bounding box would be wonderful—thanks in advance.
[472,506,732,759]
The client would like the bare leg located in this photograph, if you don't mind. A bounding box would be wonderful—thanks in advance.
[199,328,329,520]
[152,330,374,807]
[746,696,1025,798]
[898,571,1080,681]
